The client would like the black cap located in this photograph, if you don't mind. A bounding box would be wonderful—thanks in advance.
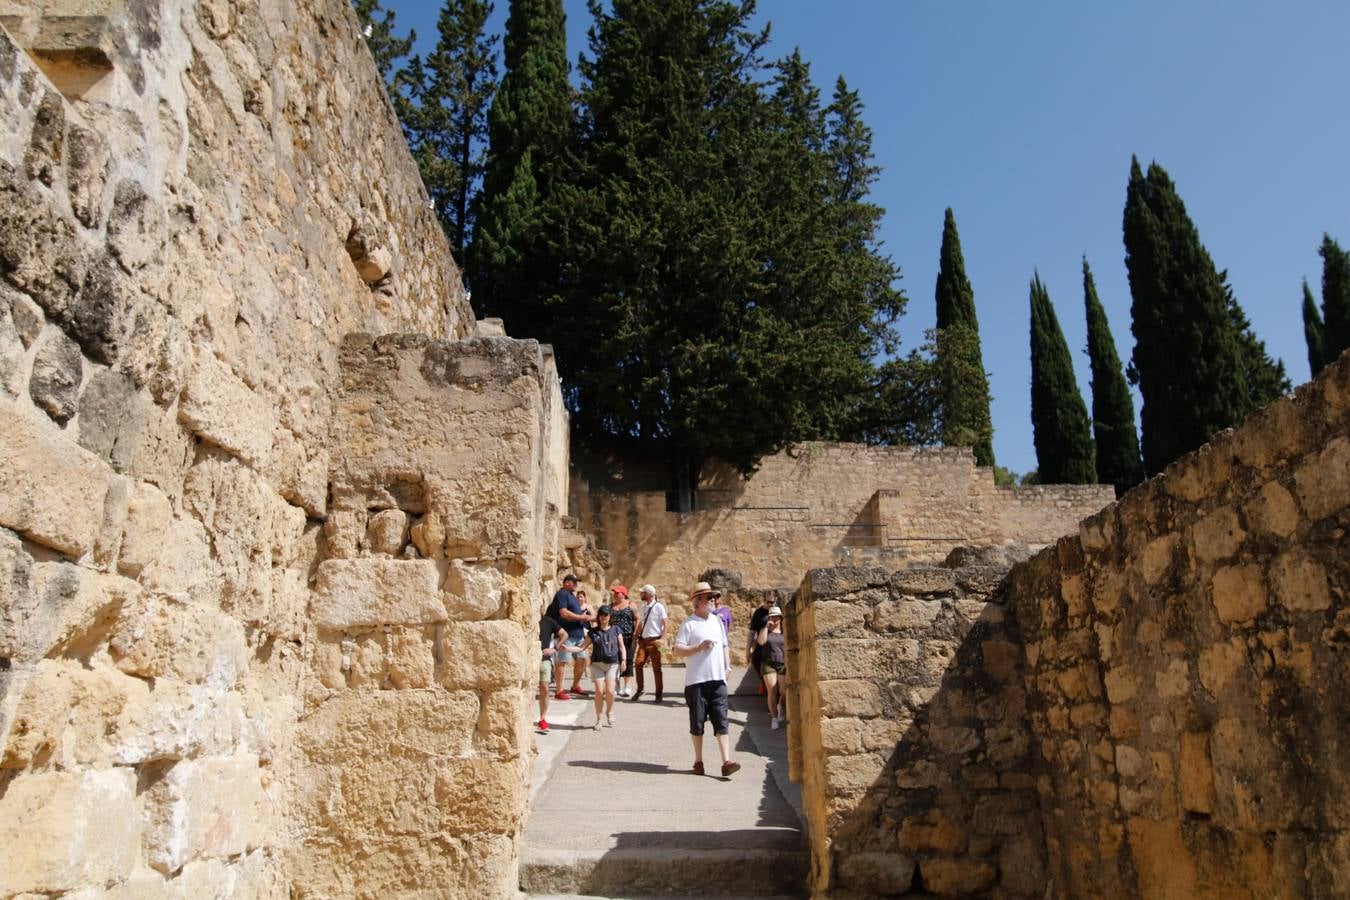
[562,573,578,583]
[597,605,612,616]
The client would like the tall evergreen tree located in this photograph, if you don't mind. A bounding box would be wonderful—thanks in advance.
[395,0,498,258]
[1222,275,1290,406]
[1081,258,1143,495]
[548,1,917,492]
[933,208,994,466]
[1123,157,1284,474]
[1320,233,1350,365]
[352,0,415,81]
[1029,274,1095,484]
[1302,279,1328,375]
[468,0,573,323]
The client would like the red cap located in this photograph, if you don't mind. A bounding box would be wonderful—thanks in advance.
[611,584,629,598]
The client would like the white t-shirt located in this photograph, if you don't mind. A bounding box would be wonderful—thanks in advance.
[637,600,667,638]
[676,613,728,686]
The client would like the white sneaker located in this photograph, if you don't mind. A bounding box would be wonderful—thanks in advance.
[605,714,614,727]
[593,720,602,731]
[771,718,780,730]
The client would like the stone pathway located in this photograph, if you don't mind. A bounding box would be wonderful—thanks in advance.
[521,666,808,898]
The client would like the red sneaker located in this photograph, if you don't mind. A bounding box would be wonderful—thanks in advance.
[538,719,549,732]
[554,691,573,701]
[569,687,588,697]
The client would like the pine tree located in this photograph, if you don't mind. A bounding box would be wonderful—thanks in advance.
[468,0,573,324]
[1123,157,1276,474]
[395,0,498,258]
[933,209,994,466]
[352,0,415,81]
[1082,258,1143,495]
[1321,233,1350,366]
[1303,279,1328,375]
[548,1,919,490]
[1029,274,1095,484]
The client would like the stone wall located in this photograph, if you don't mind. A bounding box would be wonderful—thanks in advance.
[572,443,1113,607]
[289,333,566,896]
[788,355,1350,898]
[786,564,1045,898]
[1006,351,1350,898]
[0,1,554,896]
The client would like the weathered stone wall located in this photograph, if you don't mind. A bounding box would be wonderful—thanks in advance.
[572,443,1112,606]
[0,0,534,895]
[1006,351,1350,898]
[789,355,1350,898]
[786,564,1045,898]
[290,333,565,896]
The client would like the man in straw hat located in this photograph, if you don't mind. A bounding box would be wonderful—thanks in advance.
[673,581,741,777]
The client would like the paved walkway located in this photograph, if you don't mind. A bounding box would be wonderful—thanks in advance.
[522,666,808,898]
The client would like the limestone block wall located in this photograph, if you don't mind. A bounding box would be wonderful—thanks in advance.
[289,334,565,896]
[1006,352,1350,898]
[786,565,1045,898]
[0,0,489,895]
[572,444,1113,605]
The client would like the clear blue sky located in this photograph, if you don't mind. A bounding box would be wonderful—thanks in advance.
[387,1,1350,475]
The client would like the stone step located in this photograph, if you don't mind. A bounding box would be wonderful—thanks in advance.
[520,847,809,898]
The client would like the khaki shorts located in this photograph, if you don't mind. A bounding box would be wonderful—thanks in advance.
[539,657,554,684]
[589,661,619,683]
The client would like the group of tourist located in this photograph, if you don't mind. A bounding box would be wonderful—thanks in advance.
[536,574,789,779]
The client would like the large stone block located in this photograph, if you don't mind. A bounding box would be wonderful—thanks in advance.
[1,556,137,664]
[0,399,112,556]
[438,620,529,690]
[111,679,242,765]
[3,660,133,769]
[0,768,138,895]
[177,353,276,467]
[835,850,915,895]
[28,327,81,424]
[142,756,271,874]
[299,689,482,767]
[110,594,249,687]
[312,558,448,628]
[444,558,507,620]
[818,679,883,718]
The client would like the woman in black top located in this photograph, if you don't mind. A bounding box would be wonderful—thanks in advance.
[581,607,626,729]
[756,606,788,729]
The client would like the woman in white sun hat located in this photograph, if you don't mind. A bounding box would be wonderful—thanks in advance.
[756,605,787,729]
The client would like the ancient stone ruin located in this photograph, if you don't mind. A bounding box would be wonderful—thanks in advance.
[1,1,1346,898]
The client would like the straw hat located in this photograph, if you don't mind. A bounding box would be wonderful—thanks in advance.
[768,606,783,617]
[689,581,722,601]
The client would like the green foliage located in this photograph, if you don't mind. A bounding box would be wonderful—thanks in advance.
[1081,258,1143,495]
[468,0,575,324]
[1123,157,1286,475]
[524,0,923,482]
[992,465,1019,487]
[352,0,415,81]
[395,0,498,257]
[1029,273,1095,484]
[1320,233,1350,366]
[1303,280,1328,375]
[1223,274,1290,407]
[933,324,993,464]
[933,209,994,466]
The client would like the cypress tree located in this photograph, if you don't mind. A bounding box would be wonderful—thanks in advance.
[933,209,994,466]
[1222,275,1290,406]
[1302,280,1328,375]
[1123,157,1267,474]
[1082,259,1143,495]
[395,0,498,258]
[468,0,573,325]
[1029,274,1095,484]
[352,0,415,81]
[1321,233,1350,365]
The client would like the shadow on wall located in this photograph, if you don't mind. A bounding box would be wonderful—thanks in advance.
[786,564,1048,898]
